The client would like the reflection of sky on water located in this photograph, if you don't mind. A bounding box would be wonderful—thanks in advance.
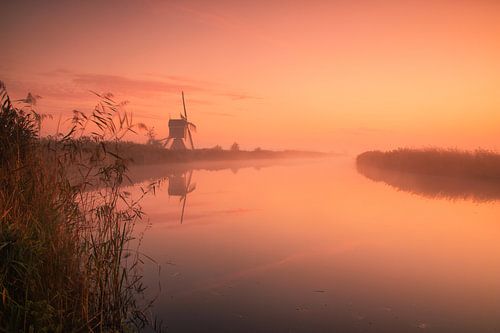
[131,157,500,333]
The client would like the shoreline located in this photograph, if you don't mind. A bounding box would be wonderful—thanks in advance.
[356,148,500,201]
[356,148,500,181]
[41,139,331,165]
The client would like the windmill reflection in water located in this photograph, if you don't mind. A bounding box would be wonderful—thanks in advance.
[167,169,196,223]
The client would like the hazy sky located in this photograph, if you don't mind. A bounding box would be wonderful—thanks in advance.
[2,0,499,152]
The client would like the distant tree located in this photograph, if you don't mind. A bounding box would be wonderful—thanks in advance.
[211,145,223,151]
[145,126,162,147]
[230,142,240,151]
[253,147,262,152]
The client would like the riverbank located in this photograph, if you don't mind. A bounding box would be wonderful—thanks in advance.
[41,139,329,165]
[356,148,500,201]
[356,148,500,180]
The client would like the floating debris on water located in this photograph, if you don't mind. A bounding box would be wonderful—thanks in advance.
[417,322,428,329]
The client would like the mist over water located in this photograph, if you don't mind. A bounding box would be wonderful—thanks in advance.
[129,157,500,333]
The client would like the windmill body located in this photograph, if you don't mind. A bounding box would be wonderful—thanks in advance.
[168,119,189,150]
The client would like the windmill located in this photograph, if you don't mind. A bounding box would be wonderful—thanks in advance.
[167,169,196,223]
[161,92,196,150]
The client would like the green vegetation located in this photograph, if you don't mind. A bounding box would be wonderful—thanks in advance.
[357,148,500,180]
[0,84,160,332]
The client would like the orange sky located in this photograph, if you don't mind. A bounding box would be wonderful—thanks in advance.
[1,0,500,153]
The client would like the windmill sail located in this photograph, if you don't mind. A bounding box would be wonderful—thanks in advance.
[182,91,195,150]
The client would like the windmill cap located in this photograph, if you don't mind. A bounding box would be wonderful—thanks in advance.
[169,119,187,126]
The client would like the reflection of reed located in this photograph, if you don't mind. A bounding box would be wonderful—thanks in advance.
[356,162,500,202]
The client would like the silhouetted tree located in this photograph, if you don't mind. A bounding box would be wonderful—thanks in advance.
[144,126,162,147]
[230,142,240,151]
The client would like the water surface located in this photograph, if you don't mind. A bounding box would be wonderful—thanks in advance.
[133,157,500,333]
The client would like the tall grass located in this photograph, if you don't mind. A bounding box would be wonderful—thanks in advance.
[0,83,160,332]
[357,148,500,180]
[356,148,500,202]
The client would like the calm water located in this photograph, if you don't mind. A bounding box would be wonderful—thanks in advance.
[131,157,500,333]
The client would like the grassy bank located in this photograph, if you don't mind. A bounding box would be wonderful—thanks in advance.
[357,148,500,180]
[356,148,500,201]
[0,86,159,332]
[40,139,328,166]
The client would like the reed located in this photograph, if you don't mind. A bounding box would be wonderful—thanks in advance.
[357,148,500,180]
[0,83,160,332]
